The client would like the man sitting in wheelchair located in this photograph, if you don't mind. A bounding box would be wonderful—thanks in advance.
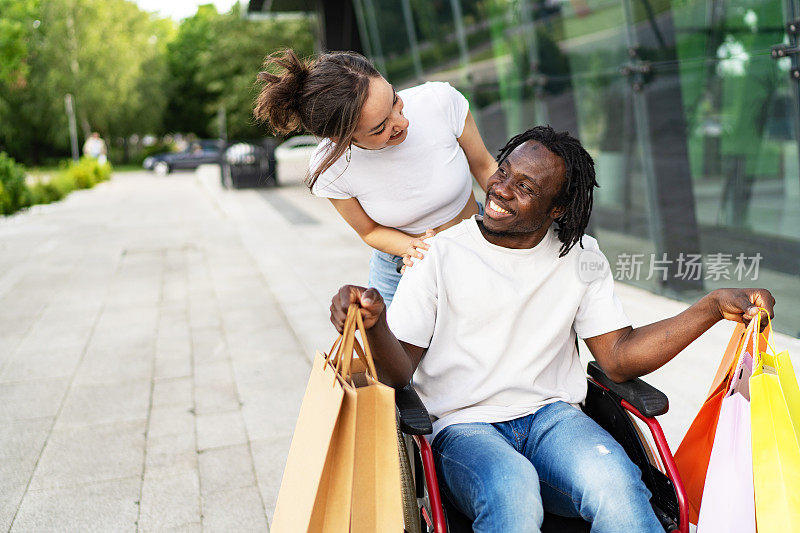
[329,125,774,533]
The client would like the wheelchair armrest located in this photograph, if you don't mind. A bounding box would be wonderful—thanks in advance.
[587,361,669,417]
[395,384,433,435]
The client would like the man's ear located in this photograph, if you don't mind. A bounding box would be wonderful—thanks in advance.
[550,204,566,220]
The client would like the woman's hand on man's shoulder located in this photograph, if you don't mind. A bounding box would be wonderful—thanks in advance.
[401,229,435,274]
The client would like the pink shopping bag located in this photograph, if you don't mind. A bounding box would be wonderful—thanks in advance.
[696,347,756,533]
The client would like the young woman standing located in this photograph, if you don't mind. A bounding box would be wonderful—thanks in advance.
[255,50,497,305]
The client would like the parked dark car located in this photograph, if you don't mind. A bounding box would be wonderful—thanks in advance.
[143,140,222,175]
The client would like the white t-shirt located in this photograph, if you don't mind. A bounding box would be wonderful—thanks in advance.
[387,217,631,439]
[310,82,473,234]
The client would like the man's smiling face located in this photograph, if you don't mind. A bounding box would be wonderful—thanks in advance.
[481,140,567,248]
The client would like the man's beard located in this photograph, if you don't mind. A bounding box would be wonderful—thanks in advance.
[477,216,544,238]
[477,218,508,238]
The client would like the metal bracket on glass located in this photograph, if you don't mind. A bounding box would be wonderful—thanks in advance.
[525,73,548,90]
[620,46,653,92]
[787,19,800,35]
[771,44,800,58]
[620,62,652,93]
[771,44,800,82]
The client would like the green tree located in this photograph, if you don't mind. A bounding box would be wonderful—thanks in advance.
[0,0,172,164]
[0,0,317,164]
[162,4,220,137]
[38,0,172,138]
[0,0,39,86]
[194,4,315,140]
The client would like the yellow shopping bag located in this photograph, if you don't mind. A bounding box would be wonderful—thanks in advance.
[750,313,800,532]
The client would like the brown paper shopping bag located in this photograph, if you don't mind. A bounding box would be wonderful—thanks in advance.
[272,305,404,532]
[349,310,404,533]
[271,310,360,532]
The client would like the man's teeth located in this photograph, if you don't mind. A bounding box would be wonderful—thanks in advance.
[490,200,510,215]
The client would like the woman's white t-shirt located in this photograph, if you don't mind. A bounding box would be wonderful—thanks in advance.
[310,82,473,235]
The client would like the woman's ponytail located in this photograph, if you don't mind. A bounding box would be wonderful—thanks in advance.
[254,49,312,134]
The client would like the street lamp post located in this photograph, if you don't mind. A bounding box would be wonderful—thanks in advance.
[65,94,79,161]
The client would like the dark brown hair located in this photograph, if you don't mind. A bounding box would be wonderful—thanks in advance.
[254,49,381,189]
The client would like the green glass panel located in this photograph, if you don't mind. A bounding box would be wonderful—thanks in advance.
[673,0,800,239]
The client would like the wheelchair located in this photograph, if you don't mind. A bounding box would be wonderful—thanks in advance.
[394,361,689,533]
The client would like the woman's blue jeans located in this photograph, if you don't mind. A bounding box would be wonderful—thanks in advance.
[367,249,403,307]
[431,401,664,533]
[368,202,484,306]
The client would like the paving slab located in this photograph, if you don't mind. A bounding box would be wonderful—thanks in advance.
[189,326,227,367]
[195,411,248,452]
[0,379,69,422]
[0,345,85,382]
[10,476,140,532]
[28,420,146,491]
[72,349,153,386]
[250,434,293,525]
[194,361,240,415]
[197,444,258,495]
[147,405,195,441]
[201,486,267,533]
[54,380,150,429]
[151,377,193,409]
[0,419,52,531]
[138,470,200,532]
[153,335,193,381]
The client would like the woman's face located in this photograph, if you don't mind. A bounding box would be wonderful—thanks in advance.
[351,77,409,150]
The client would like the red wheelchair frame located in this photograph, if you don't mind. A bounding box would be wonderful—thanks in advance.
[396,361,689,533]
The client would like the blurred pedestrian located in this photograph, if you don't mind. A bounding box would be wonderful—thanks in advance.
[83,132,107,165]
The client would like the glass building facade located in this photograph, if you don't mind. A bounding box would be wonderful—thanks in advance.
[350,0,800,335]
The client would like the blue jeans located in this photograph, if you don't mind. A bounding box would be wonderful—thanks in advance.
[369,202,484,307]
[431,401,663,533]
[368,249,403,307]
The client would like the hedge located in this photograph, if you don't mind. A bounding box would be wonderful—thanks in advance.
[0,153,112,216]
[0,152,30,215]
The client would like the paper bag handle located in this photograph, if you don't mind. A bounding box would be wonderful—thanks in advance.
[327,307,353,362]
[753,307,776,355]
[327,307,358,380]
[323,303,382,384]
[353,305,379,381]
[327,304,380,383]
[737,307,774,363]
[336,306,362,379]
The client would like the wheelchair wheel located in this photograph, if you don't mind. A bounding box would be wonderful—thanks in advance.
[398,422,422,533]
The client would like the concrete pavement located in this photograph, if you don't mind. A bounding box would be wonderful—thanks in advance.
[0,166,798,531]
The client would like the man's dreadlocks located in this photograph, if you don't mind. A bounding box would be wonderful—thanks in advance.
[495,125,598,258]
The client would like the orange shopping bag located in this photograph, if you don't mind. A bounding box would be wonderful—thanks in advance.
[674,318,770,524]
